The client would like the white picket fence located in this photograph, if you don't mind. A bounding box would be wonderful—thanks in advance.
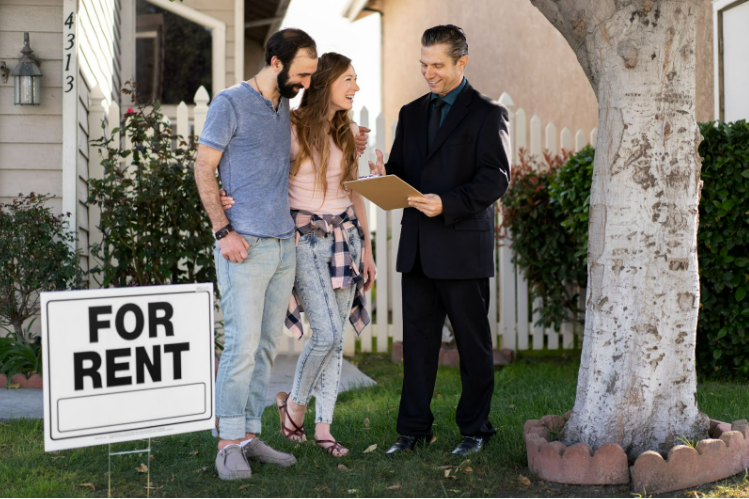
[88,86,597,356]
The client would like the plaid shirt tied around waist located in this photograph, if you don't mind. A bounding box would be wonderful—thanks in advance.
[285,206,371,340]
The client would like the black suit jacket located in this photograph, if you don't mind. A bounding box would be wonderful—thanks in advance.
[386,81,511,279]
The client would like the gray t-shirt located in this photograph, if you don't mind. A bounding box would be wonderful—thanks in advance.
[199,82,294,239]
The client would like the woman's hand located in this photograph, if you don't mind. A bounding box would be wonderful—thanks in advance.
[219,189,235,210]
[361,246,376,293]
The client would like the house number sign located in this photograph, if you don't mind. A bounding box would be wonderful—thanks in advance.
[63,1,76,93]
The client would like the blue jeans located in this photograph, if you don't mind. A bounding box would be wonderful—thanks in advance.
[289,227,361,424]
[214,235,296,439]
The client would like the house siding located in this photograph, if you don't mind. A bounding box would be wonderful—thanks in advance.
[76,0,121,276]
[0,0,64,211]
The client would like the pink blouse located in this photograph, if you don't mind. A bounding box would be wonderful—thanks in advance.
[288,123,358,214]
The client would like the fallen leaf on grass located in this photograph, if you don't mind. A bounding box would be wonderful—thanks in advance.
[437,465,453,470]
[102,472,110,477]
[77,483,95,490]
[8,383,20,389]
[347,489,358,493]
[238,484,251,490]
[362,444,377,454]
[338,464,350,471]
[444,470,451,478]
[429,436,438,444]
[363,417,370,428]
[455,459,471,472]
[518,475,531,486]
[190,450,199,456]
[463,467,474,474]
[149,454,155,461]
[386,484,401,490]
[448,490,461,493]
[136,463,148,473]
[51,455,66,461]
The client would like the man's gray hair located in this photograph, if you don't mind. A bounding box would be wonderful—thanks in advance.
[421,25,468,63]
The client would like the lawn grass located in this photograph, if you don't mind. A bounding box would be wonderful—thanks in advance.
[1,352,749,497]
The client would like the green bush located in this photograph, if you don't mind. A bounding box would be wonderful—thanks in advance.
[548,146,594,263]
[87,84,217,292]
[500,150,588,331]
[0,193,83,341]
[0,324,42,387]
[696,120,749,378]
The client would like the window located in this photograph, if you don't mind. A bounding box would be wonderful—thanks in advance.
[136,0,212,104]
[717,0,749,121]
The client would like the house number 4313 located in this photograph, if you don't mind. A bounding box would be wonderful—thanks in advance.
[64,12,75,93]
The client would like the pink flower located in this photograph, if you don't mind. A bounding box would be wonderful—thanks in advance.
[126,108,135,114]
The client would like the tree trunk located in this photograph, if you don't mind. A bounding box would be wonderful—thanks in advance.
[530,0,710,458]
[12,320,25,342]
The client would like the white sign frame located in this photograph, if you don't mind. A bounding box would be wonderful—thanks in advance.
[42,284,215,452]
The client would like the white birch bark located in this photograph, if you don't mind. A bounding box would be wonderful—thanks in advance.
[530,0,710,458]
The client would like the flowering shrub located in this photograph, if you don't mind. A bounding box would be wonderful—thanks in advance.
[87,84,217,292]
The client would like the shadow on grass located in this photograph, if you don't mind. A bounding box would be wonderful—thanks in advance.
[1,352,749,497]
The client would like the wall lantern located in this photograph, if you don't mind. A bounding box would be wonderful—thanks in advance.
[11,33,43,106]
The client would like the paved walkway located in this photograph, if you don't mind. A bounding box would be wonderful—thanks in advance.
[0,354,376,420]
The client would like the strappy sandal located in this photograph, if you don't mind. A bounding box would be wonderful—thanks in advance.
[275,392,307,442]
[314,439,349,458]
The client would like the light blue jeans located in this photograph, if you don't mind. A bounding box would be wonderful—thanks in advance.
[214,235,296,440]
[289,227,361,424]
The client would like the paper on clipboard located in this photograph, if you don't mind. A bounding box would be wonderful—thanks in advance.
[344,175,423,210]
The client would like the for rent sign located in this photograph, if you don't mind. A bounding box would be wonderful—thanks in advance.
[42,284,215,452]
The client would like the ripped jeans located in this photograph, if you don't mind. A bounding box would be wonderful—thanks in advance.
[288,226,361,423]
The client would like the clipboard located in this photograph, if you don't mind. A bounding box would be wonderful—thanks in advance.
[344,175,424,210]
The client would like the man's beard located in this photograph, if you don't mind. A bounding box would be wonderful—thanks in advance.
[277,66,303,99]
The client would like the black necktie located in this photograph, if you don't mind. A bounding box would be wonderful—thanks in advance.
[428,99,446,148]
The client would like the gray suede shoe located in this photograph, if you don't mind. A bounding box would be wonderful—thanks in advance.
[215,444,252,481]
[242,437,297,468]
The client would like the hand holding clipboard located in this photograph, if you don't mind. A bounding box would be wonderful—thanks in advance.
[344,174,424,211]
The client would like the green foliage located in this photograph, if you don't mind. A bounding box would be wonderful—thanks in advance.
[0,322,42,387]
[501,149,592,331]
[549,145,595,261]
[0,193,83,341]
[696,120,749,378]
[87,83,217,293]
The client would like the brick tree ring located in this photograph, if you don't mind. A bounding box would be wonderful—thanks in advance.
[524,413,749,494]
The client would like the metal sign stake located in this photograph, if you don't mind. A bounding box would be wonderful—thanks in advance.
[107,438,151,498]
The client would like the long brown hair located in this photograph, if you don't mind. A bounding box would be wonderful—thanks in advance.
[290,52,358,200]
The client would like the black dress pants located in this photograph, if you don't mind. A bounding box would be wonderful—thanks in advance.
[396,252,496,438]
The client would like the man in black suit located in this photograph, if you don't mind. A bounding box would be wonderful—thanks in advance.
[370,25,510,456]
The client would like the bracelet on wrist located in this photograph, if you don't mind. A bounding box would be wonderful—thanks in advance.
[214,223,233,240]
